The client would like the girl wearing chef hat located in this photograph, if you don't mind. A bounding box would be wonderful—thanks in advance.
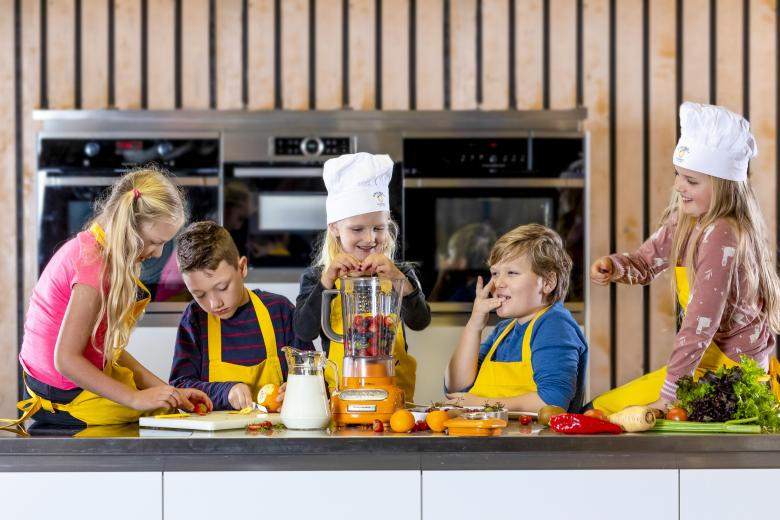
[293,153,431,400]
[1,168,211,432]
[589,102,780,414]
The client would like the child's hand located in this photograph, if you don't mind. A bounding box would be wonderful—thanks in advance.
[130,385,185,411]
[467,276,502,330]
[228,383,254,410]
[321,253,362,288]
[443,392,485,407]
[178,388,213,413]
[360,254,415,296]
[276,382,286,406]
[590,256,614,285]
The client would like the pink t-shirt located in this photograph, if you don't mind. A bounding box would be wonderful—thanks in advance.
[19,231,107,390]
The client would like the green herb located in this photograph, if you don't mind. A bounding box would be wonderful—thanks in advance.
[482,401,505,412]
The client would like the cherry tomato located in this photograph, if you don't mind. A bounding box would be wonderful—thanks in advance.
[583,409,607,420]
[519,415,533,425]
[193,402,208,416]
[372,419,384,433]
[666,407,688,421]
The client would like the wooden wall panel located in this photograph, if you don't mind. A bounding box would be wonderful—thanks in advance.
[749,0,777,252]
[613,0,644,386]
[81,0,109,109]
[648,0,678,370]
[47,0,76,109]
[715,0,743,113]
[481,0,509,110]
[281,0,309,110]
[415,0,444,109]
[147,0,176,109]
[114,0,142,109]
[315,0,343,109]
[217,0,244,109]
[381,0,409,110]
[515,0,543,109]
[181,0,210,109]
[549,0,577,109]
[0,0,17,418]
[450,0,477,109]
[583,0,610,397]
[681,0,710,104]
[348,0,376,110]
[247,0,275,110]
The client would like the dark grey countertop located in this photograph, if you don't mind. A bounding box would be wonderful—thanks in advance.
[3,422,780,472]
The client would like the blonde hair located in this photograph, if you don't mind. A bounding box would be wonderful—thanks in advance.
[90,167,186,368]
[661,175,780,333]
[488,223,572,304]
[313,214,399,270]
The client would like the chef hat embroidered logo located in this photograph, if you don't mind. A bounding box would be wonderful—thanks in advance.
[323,152,394,224]
[372,192,386,206]
[675,146,690,162]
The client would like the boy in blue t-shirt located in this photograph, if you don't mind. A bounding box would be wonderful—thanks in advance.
[444,224,588,412]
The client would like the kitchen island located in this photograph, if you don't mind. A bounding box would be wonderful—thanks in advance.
[1,423,779,519]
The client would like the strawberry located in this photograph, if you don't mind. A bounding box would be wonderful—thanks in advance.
[372,419,384,432]
[194,402,208,416]
[414,420,428,432]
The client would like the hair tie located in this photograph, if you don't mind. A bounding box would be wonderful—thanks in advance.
[132,188,141,201]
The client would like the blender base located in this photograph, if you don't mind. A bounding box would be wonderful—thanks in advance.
[330,383,404,426]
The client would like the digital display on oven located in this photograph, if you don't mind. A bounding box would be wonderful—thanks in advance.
[115,140,143,153]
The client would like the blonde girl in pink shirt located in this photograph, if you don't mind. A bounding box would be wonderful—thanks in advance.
[3,168,211,430]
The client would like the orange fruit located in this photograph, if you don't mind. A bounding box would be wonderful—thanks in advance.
[389,409,415,433]
[257,383,281,412]
[426,410,449,432]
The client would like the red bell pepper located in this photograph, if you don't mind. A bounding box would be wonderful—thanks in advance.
[549,413,623,434]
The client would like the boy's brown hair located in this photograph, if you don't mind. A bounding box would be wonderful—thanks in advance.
[488,223,572,304]
[176,221,240,272]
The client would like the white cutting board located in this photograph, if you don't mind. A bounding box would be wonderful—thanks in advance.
[139,411,282,431]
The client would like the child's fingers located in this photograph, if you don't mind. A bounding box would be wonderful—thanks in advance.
[480,277,495,298]
[475,276,484,293]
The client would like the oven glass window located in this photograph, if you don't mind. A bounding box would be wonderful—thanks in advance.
[257,194,327,231]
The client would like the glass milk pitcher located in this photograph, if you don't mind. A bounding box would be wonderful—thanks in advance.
[280,347,338,430]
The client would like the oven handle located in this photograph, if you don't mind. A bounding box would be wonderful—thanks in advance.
[402,178,584,189]
[233,167,323,178]
[40,175,219,187]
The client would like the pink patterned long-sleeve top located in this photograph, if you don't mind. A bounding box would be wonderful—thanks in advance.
[609,217,774,400]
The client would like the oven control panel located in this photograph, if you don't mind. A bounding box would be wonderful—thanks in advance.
[273,136,353,157]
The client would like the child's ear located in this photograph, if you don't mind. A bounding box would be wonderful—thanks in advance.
[327,222,339,239]
[541,273,557,296]
[238,256,248,278]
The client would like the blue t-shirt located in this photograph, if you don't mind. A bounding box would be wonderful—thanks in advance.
[450,302,588,412]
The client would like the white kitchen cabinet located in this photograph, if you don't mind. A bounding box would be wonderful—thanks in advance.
[680,468,780,519]
[422,469,678,520]
[0,472,161,519]
[164,470,421,520]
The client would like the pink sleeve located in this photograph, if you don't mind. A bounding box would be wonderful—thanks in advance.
[661,220,738,400]
[609,219,674,285]
[73,233,104,290]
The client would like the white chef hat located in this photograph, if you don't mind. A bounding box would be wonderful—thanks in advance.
[324,152,393,224]
[672,101,758,182]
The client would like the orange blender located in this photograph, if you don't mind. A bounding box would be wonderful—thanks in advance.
[322,276,405,425]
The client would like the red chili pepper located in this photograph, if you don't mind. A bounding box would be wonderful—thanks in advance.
[549,413,623,435]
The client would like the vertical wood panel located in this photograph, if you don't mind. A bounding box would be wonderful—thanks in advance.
[0,0,17,417]
[381,0,410,109]
[315,0,343,109]
[247,0,275,110]
[481,0,509,109]
[281,0,309,109]
[217,0,244,109]
[648,0,678,370]
[181,0,210,109]
[416,0,444,109]
[681,0,710,103]
[450,0,477,109]
[515,0,543,109]
[749,0,777,252]
[549,0,577,109]
[348,0,376,109]
[47,0,76,108]
[80,0,108,108]
[715,0,743,113]
[614,0,644,385]
[114,0,142,109]
[147,0,176,109]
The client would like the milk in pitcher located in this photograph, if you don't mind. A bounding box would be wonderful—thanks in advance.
[280,374,331,429]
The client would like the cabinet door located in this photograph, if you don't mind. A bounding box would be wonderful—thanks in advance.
[423,470,678,520]
[0,472,161,519]
[681,469,780,518]
[164,470,421,520]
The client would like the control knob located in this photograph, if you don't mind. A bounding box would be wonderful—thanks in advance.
[300,137,324,157]
[84,142,100,158]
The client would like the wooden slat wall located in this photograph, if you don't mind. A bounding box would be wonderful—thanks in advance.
[1,0,778,415]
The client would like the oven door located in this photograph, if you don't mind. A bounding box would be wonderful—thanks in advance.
[403,178,584,306]
[37,173,219,303]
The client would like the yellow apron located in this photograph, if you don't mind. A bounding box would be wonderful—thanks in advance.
[592,266,780,414]
[468,306,550,398]
[1,223,152,431]
[324,279,417,401]
[206,288,284,395]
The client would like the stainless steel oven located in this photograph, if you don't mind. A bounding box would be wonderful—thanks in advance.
[36,134,220,308]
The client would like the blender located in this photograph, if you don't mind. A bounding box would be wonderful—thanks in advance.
[322,276,405,425]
